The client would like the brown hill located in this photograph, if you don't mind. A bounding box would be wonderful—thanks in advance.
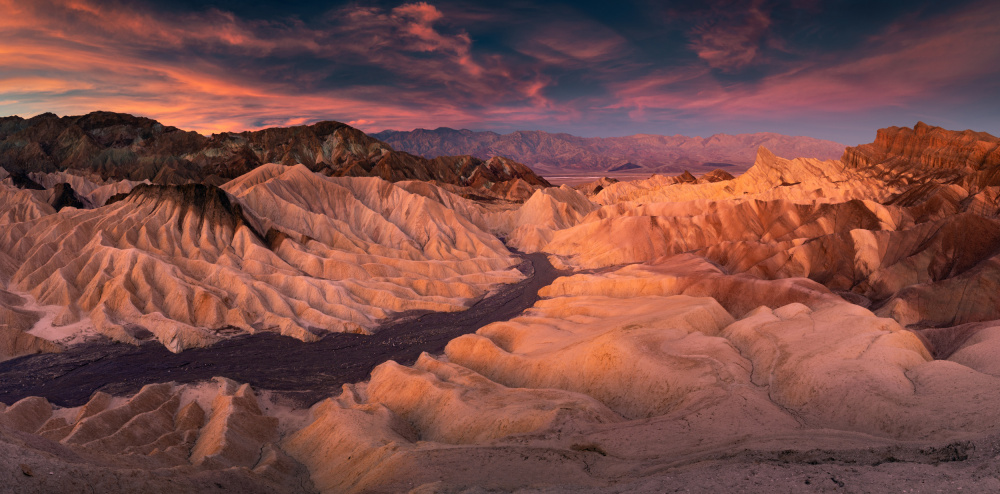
[0,112,549,199]
[373,127,846,174]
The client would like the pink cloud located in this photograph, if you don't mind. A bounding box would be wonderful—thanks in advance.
[0,0,566,133]
[515,20,630,66]
[688,2,772,70]
[391,2,463,54]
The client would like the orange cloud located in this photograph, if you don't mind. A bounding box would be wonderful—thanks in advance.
[0,0,559,134]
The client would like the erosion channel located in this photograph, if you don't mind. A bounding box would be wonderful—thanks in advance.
[0,252,559,408]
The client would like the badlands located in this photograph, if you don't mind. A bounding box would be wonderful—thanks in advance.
[2,119,1000,492]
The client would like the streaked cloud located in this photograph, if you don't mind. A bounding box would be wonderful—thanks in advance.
[0,0,556,133]
[0,0,997,143]
[612,0,1000,136]
[514,20,630,66]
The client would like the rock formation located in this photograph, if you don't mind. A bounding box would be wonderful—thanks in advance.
[4,122,1000,493]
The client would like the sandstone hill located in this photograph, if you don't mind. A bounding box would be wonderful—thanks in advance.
[373,126,846,175]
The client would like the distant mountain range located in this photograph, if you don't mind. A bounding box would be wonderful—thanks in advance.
[373,128,847,175]
[0,112,549,198]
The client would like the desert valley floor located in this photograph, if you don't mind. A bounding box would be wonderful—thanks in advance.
[3,117,1000,493]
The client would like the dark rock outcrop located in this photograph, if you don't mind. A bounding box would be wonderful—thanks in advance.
[5,171,44,190]
[116,183,266,241]
[0,112,550,195]
[702,169,736,182]
[607,162,640,172]
[48,183,85,211]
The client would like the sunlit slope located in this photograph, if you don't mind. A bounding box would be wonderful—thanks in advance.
[0,164,522,352]
[516,123,1000,327]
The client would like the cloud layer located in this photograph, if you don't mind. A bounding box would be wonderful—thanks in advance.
[0,0,997,143]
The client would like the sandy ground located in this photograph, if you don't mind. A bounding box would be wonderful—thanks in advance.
[12,290,101,347]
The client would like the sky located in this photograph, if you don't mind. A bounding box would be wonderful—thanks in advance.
[1,0,998,145]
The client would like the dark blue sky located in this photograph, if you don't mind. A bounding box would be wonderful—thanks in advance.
[1,0,997,144]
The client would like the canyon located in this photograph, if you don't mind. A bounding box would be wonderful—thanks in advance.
[2,119,1000,493]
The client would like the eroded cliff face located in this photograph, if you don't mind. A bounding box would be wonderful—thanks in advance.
[843,121,1000,178]
[0,111,207,181]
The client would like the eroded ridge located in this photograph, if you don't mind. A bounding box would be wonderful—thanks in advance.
[0,164,524,354]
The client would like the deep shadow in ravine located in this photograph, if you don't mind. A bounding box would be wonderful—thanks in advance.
[0,252,560,408]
